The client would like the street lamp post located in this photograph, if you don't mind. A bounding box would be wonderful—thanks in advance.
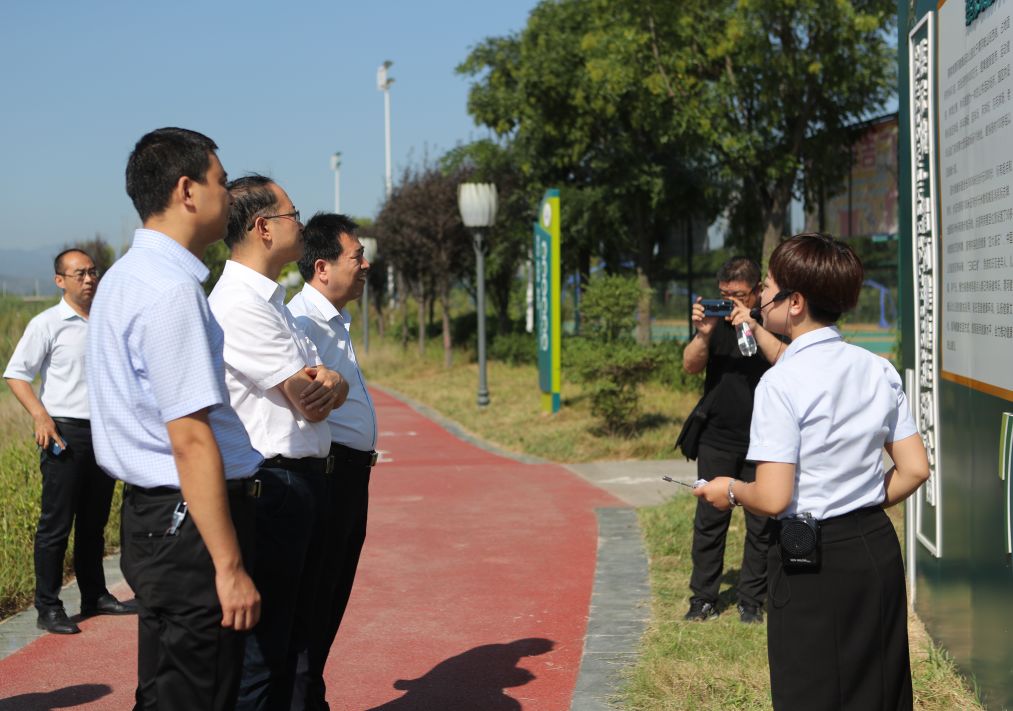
[359,236,378,352]
[377,60,396,310]
[458,183,498,408]
[330,152,341,214]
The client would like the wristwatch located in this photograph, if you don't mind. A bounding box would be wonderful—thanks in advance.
[727,480,741,507]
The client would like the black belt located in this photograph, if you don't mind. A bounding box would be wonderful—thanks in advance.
[125,478,261,499]
[329,442,379,468]
[263,455,334,475]
[52,417,90,428]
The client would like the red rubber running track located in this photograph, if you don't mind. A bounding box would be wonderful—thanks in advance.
[0,388,623,710]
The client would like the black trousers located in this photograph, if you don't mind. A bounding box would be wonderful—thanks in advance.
[767,506,912,711]
[121,483,255,711]
[35,419,116,612]
[291,462,371,711]
[237,465,326,711]
[689,443,771,607]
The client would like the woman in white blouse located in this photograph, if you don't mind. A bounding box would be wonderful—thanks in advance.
[695,233,929,711]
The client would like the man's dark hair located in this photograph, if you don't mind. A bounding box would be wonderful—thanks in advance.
[716,257,760,287]
[768,232,864,323]
[53,248,92,275]
[297,213,360,282]
[125,128,218,221]
[225,175,278,249]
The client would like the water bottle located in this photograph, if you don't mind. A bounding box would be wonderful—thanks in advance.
[737,322,757,357]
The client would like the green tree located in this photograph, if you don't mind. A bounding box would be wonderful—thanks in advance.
[374,163,473,366]
[458,0,723,343]
[694,0,896,259]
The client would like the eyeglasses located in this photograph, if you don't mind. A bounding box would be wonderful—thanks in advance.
[248,210,301,231]
[57,268,99,281]
[719,286,757,299]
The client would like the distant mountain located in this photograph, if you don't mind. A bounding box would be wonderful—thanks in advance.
[0,245,66,296]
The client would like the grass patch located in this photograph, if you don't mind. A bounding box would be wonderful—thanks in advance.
[361,337,697,462]
[624,494,983,711]
[0,378,123,617]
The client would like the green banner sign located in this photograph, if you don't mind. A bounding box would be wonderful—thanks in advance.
[534,189,561,413]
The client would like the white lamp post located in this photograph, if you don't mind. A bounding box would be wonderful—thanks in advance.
[330,152,341,214]
[377,60,396,310]
[359,236,378,352]
[458,183,498,407]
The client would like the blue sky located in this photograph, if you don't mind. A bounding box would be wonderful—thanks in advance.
[0,0,537,252]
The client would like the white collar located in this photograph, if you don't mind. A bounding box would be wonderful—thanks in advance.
[222,260,284,304]
[132,228,210,283]
[299,282,350,325]
[56,296,85,321]
[778,325,842,363]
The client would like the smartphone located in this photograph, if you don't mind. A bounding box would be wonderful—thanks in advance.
[700,299,734,317]
[48,440,64,457]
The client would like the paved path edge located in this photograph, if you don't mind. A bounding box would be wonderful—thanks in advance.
[0,553,126,661]
[570,508,652,710]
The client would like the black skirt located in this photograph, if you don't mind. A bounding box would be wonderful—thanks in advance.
[766,506,912,711]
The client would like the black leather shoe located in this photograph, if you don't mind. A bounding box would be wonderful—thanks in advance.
[684,599,719,621]
[37,607,81,634]
[737,602,764,624]
[80,594,137,617]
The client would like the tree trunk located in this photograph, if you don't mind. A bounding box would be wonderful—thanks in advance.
[634,211,653,345]
[636,268,652,345]
[761,183,793,267]
[375,298,385,339]
[441,284,453,369]
[416,287,426,357]
[398,273,409,351]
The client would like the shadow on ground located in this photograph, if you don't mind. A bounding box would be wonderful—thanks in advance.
[0,683,111,710]
[366,638,555,710]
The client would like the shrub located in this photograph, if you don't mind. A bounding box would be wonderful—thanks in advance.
[580,274,647,342]
[649,339,705,394]
[566,275,659,435]
[488,331,535,366]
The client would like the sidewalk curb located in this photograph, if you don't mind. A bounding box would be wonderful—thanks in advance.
[0,553,126,661]
[570,508,651,710]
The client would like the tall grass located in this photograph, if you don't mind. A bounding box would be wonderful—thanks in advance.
[0,297,122,618]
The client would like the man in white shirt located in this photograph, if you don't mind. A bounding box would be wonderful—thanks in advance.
[287,213,378,710]
[4,249,134,635]
[89,127,263,710]
[208,175,348,710]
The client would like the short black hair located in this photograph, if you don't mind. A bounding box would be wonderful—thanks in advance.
[225,174,278,249]
[768,232,864,323]
[716,256,760,287]
[53,248,92,275]
[297,212,359,282]
[125,128,218,221]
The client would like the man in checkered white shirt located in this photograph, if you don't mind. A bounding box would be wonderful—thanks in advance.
[88,128,262,710]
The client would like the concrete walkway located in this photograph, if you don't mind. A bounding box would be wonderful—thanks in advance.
[0,388,692,710]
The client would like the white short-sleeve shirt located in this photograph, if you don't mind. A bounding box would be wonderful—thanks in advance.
[746,326,918,520]
[87,229,262,488]
[288,283,377,452]
[208,260,331,460]
[4,297,89,419]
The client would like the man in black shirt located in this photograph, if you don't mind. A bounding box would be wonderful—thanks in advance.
[681,257,783,623]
